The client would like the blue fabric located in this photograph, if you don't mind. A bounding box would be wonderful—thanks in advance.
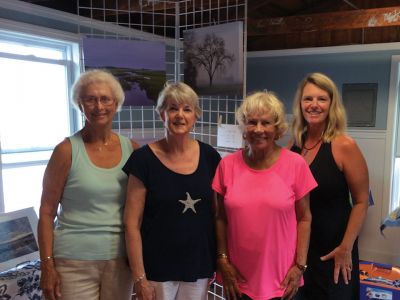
[0,260,42,300]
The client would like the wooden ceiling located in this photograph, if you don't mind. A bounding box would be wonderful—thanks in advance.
[20,0,400,51]
[247,0,400,51]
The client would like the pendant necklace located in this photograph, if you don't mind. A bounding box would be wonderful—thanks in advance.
[301,139,321,156]
[95,140,109,151]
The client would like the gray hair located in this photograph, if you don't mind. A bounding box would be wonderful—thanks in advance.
[72,69,125,111]
[155,81,201,118]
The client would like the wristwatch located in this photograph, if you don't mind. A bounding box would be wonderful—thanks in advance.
[295,262,308,273]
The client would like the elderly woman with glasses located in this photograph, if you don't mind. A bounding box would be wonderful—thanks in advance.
[38,69,139,300]
[213,91,317,300]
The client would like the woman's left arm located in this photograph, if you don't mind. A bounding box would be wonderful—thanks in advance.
[321,135,369,284]
[281,194,312,300]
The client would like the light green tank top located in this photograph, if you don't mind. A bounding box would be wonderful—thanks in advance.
[54,131,133,260]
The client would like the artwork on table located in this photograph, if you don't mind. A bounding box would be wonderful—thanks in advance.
[183,21,244,97]
[83,37,166,106]
[0,207,39,272]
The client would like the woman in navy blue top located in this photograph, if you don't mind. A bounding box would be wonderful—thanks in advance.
[123,82,220,300]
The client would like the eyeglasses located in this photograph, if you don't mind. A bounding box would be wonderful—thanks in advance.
[81,95,115,106]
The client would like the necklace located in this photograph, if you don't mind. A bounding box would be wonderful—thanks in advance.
[81,129,113,152]
[95,141,109,151]
[301,139,321,156]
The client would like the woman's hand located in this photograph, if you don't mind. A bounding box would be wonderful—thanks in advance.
[281,265,302,300]
[135,279,156,300]
[40,261,61,300]
[217,259,245,300]
[320,245,353,284]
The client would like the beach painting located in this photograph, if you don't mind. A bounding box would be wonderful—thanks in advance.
[83,37,166,106]
[0,207,39,272]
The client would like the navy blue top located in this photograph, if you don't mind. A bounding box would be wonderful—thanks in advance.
[123,141,221,282]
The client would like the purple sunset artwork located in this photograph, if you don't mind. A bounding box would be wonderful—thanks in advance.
[83,38,166,106]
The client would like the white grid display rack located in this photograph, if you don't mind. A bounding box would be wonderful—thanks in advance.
[77,1,247,298]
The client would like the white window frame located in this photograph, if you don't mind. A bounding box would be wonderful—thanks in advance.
[387,55,400,214]
[0,18,81,212]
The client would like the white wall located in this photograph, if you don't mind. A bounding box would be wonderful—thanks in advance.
[351,130,400,265]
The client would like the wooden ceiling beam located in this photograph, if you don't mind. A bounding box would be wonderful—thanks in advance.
[248,6,400,36]
[117,1,176,13]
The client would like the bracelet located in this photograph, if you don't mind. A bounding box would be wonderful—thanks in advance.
[133,273,146,284]
[40,256,54,263]
[295,262,308,273]
[217,253,229,260]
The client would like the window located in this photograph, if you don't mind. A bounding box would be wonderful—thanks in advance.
[0,27,80,213]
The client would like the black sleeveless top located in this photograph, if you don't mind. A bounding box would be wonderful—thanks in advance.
[293,142,351,253]
[291,143,359,299]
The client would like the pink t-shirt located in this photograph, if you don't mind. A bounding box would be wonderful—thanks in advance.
[212,148,317,300]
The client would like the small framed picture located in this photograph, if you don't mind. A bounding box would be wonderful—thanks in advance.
[0,207,39,272]
[342,83,377,127]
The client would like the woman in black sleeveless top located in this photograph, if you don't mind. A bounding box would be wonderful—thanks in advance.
[289,73,369,300]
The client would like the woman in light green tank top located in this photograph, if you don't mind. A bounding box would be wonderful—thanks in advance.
[37,69,139,300]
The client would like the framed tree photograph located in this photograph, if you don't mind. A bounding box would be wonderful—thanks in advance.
[183,21,244,97]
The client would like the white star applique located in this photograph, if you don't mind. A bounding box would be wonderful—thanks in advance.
[179,192,201,214]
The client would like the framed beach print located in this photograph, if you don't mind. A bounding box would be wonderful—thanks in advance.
[0,207,39,272]
[83,37,166,106]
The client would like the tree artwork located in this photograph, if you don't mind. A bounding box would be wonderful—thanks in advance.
[188,33,235,87]
[183,21,243,97]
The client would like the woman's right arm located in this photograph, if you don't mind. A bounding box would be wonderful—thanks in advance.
[124,175,155,300]
[214,192,245,300]
[38,139,71,300]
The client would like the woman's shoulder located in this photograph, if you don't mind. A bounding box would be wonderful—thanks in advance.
[55,138,72,155]
[131,139,140,150]
[280,147,304,162]
[198,140,216,151]
[48,138,72,167]
[332,134,359,153]
[197,140,220,158]
[130,143,151,158]
[331,134,365,170]
[219,149,242,164]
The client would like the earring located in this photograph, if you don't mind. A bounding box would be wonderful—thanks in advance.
[242,132,247,140]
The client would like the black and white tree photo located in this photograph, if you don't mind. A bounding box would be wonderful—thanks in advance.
[184,22,244,97]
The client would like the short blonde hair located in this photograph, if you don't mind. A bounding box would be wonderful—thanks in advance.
[236,91,288,139]
[292,72,347,147]
[72,69,125,111]
[155,81,201,118]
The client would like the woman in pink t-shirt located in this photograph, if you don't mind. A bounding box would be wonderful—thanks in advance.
[212,91,317,300]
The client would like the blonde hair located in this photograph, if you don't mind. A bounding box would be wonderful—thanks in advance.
[292,72,347,147]
[72,69,125,111]
[236,91,288,139]
[155,81,201,119]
